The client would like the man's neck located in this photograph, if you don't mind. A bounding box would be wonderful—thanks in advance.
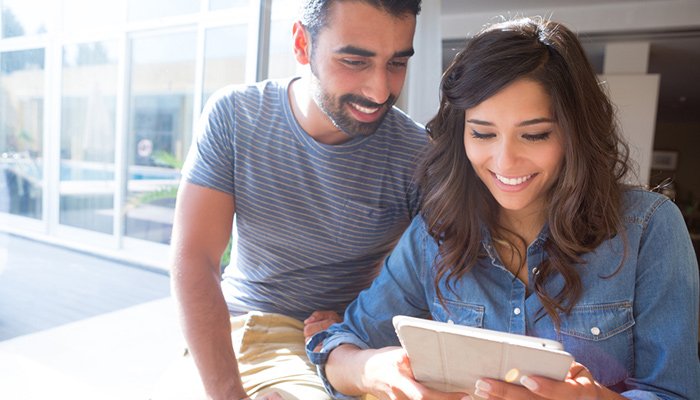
[288,77,352,145]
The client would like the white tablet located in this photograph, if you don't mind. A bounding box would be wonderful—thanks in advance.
[392,315,574,395]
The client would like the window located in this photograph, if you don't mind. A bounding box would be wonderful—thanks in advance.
[1,0,50,38]
[203,24,247,105]
[268,0,300,79]
[0,0,296,268]
[125,30,196,244]
[127,0,199,21]
[209,0,248,11]
[62,0,125,33]
[0,48,45,219]
[60,41,119,234]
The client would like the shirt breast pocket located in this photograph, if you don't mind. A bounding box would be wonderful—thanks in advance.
[431,299,485,328]
[335,199,399,249]
[559,301,635,386]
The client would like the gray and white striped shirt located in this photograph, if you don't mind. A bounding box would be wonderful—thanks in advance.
[183,78,428,321]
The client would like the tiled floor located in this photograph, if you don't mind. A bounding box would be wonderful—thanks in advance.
[0,233,183,400]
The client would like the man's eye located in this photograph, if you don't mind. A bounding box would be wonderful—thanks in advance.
[471,129,495,139]
[341,59,366,67]
[388,60,408,69]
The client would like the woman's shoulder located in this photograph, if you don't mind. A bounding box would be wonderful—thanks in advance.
[403,214,440,249]
[621,187,683,229]
[407,214,432,238]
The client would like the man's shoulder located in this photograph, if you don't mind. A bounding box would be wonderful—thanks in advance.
[208,78,290,105]
[381,106,428,144]
[386,106,426,131]
[202,78,292,123]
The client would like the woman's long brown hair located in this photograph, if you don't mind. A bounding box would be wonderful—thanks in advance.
[416,17,631,328]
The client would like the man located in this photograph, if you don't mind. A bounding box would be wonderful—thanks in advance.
[157,1,424,399]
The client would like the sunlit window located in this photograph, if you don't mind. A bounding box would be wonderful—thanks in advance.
[203,24,248,105]
[1,0,49,38]
[0,0,302,265]
[62,0,125,33]
[268,0,301,79]
[60,41,119,234]
[127,0,199,21]
[209,0,248,11]
[0,48,45,219]
[125,30,196,244]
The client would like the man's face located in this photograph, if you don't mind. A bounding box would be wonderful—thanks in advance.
[307,1,416,138]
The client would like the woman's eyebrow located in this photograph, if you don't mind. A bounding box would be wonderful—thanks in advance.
[465,117,554,127]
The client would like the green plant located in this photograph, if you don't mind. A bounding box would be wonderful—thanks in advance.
[127,150,233,267]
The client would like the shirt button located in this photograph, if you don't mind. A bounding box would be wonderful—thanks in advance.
[532,267,539,275]
[447,319,454,324]
[513,307,521,315]
[590,326,601,336]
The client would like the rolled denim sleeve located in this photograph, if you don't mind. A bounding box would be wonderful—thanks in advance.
[306,330,370,400]
[619,390,661,400]
[305,216,435,399]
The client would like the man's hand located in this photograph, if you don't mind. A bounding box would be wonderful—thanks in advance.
[303,310,342,340]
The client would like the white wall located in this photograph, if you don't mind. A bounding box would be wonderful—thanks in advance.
[401,0,442,125]
[440,0,700,39]
[601,74,660,185]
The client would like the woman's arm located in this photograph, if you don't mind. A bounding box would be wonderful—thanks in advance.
[625,197,699,397]
[307,217,448,398]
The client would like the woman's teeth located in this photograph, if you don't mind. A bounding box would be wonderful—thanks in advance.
[495,173,534,186]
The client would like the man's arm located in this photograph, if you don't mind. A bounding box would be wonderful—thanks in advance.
[170,181,245,400]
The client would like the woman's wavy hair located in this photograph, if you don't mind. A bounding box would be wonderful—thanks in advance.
[417,17,631,327]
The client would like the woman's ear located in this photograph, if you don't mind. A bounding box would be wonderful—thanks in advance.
[292,21,311,65]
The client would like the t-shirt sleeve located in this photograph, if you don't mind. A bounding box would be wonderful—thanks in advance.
[181,88,237,195]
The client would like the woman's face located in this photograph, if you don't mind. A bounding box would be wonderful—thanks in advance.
[463,79,565,220]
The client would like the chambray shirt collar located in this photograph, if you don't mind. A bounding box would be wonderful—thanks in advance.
[479,222,550,267]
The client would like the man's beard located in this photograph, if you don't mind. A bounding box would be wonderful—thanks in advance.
[312,80,396,139]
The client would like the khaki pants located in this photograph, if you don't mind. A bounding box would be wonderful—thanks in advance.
[151,312,330,400]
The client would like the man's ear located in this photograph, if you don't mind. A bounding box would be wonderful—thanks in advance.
[292,21,311,65]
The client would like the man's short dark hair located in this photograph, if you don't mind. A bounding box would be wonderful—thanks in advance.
[300,0,421,41]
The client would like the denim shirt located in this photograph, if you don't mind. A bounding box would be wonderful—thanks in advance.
[306,189,700,399]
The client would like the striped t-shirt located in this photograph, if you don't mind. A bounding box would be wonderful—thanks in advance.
[182,78,428,321]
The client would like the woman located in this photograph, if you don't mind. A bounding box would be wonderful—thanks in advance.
[306,17,700,400]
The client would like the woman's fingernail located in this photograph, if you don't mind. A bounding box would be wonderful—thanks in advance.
[475,379,491,392]
[461,396,472,400]
[473,389,488,399]
[520,375,539,391]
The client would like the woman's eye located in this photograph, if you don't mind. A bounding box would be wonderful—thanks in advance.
[523,132,551,141]
[471,129,496,140]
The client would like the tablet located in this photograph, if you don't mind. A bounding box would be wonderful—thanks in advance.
[392,315,574,394]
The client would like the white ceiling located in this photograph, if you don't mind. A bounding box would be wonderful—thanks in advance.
[440,0,664,15]
[438,0,700,124]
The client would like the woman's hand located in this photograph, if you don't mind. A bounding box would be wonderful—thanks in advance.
[471,362,626,400]
[328,345,470,400]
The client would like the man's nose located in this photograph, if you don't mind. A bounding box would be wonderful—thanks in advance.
[360,67,391,105]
